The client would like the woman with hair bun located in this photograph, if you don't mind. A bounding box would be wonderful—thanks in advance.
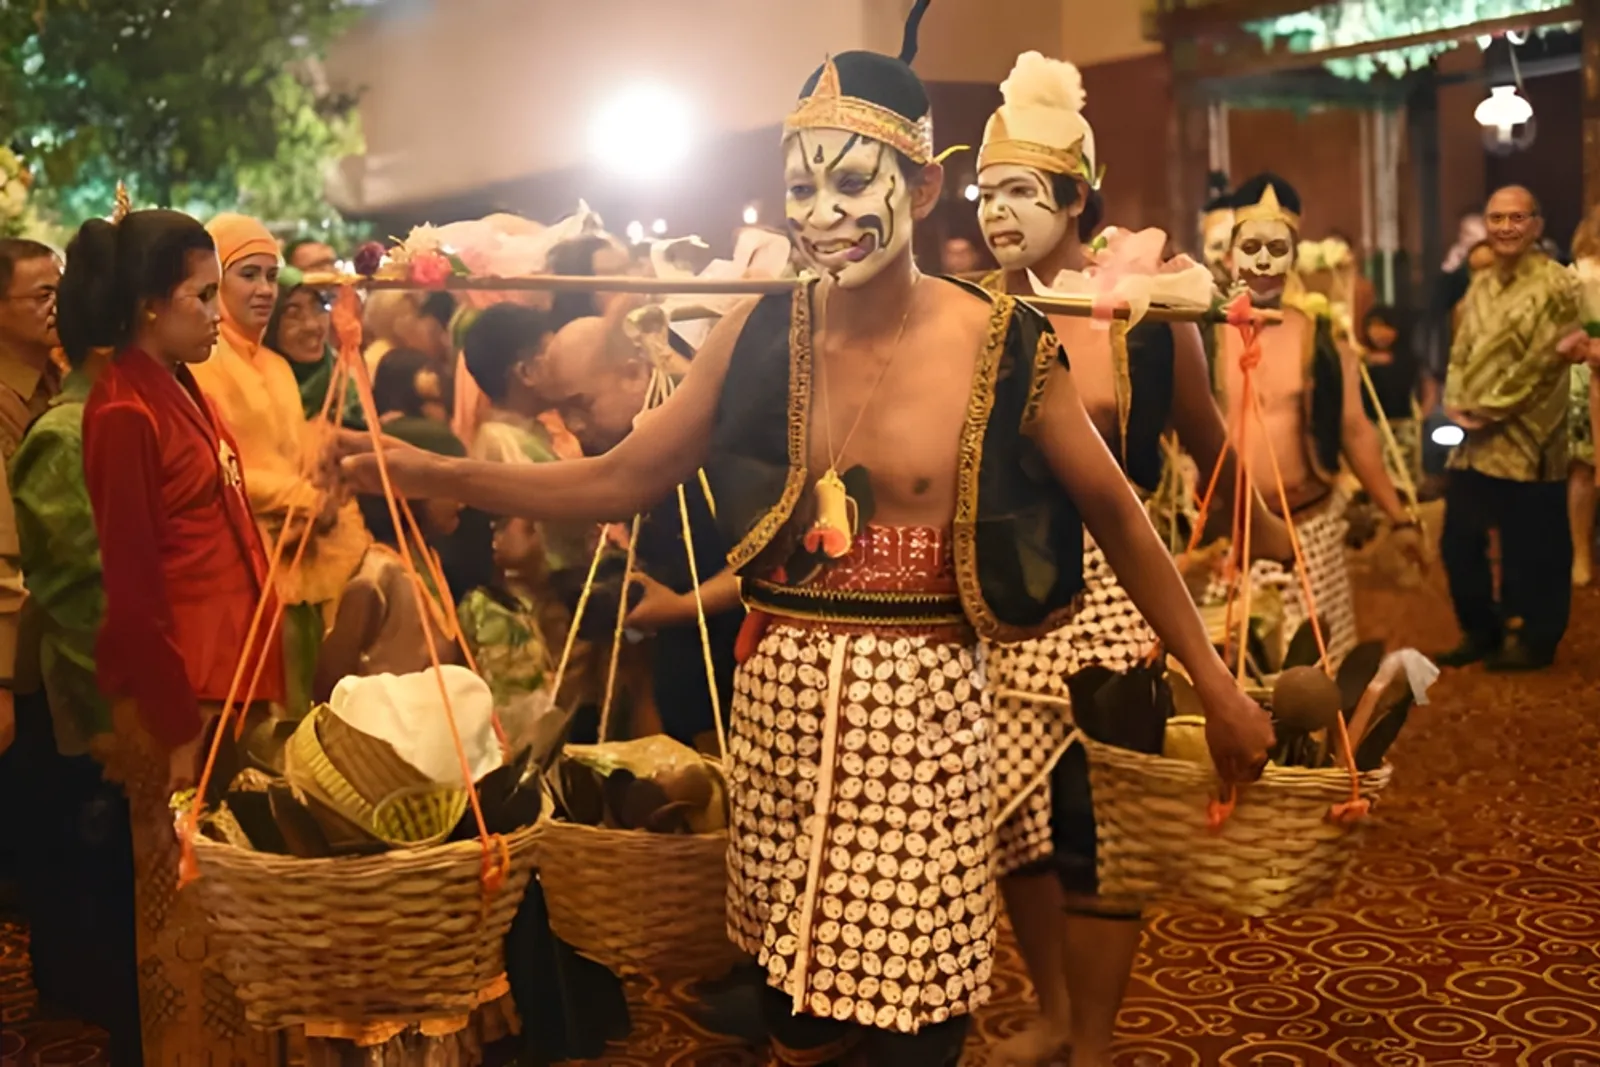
[66,209,282,1067]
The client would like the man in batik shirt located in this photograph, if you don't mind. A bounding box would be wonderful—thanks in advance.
[1441,184,1586,671]
[343,14,1275,1064]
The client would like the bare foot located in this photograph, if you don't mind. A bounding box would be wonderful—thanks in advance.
[1575,559,1592,587]
[993,1018,1073,1066]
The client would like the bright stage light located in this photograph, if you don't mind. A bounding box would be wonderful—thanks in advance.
[963,183,980,202]
[651,218,668,235]
[1431,424,1466,448]
[742,205,759,225]
[625,220,646,244]
[589,83,694,182]
[1475,85,1534,149]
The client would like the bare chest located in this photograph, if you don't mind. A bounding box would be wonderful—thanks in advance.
[806,323,981,523]
[1051,316,1119,442]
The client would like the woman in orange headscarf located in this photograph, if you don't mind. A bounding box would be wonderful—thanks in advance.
[190,214,370,714]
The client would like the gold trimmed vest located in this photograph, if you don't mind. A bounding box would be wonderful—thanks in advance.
[979,272,1176,495]
[704,278,1086,643]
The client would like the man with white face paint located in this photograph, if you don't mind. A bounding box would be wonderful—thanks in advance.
[341,7,1276,1062]
[1214,173,1422,666]
[1199,175,1235,291]
[973,54,1293,1067]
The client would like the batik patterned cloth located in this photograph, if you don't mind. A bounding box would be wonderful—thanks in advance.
[987,535,1155,877]
[725,525,997,1035]
[1205,497,1358,669]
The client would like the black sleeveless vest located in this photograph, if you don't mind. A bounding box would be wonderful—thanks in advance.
[702,278,1086,643]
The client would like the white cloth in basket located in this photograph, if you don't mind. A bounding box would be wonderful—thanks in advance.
[329,666,502,786]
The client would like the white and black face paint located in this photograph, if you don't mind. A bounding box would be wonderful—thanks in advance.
[1203,216,1233,271]
[784,129,915,289]
[1230,218,1296,301]
[977,163,1072,271]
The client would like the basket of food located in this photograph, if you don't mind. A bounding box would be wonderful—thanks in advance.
[1076,635,1432,916]
[186,666,551,1028]
[532,733,741,978]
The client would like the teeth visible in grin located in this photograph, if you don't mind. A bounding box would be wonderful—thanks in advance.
[812,239,858,254]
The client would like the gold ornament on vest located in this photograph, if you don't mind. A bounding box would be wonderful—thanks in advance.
[784,55,935,165]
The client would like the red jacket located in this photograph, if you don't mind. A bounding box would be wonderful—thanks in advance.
[83,348,285,749]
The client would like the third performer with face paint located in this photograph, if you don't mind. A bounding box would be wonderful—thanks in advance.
[1212,174,1424,668]
[972,53,1294,1067]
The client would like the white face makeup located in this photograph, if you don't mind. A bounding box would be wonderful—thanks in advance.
[784,128,914,289]
[1231,218,1296,300]
[1203,217,1233,270]
[977,163,1072,271]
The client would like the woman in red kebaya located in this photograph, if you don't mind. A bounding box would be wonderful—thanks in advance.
[63,209,282,1067]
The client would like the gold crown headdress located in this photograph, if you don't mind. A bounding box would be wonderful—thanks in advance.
[977,52,1100,189]
[783,56,935,165]
[1233,182,1301,231]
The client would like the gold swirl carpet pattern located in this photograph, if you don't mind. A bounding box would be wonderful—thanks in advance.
[5,570,1599,1065]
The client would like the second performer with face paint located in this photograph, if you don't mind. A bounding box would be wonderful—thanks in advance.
[973,52,1294,1067]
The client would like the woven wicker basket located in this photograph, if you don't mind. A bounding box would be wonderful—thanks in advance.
[191,816,543,1029]
[532,819,743,978]
[1082,736,1393,917]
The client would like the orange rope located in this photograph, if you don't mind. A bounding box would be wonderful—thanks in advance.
[1186,294,1367,825]
[183,287,509,895]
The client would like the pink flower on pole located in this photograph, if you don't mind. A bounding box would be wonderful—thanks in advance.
[409,250,453,288]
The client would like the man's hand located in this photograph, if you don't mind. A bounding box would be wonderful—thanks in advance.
[166,731,206,796]
[1387,522,1431,568]
[339,445,435,498]
[1444,406,1488,431]
[1195,676,1276,784]
[625,572,690,634]
[0,688,13,758]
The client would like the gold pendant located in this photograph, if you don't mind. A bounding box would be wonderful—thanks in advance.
[804,468,858,559]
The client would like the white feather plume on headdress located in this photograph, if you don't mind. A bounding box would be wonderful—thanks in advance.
[999,51,1086,115]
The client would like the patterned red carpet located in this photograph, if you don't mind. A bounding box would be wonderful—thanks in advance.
[5,569,1600,1066]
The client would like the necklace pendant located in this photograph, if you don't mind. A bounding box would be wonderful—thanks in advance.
[804,468,857,560]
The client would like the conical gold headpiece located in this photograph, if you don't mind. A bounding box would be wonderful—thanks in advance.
[1233,182,1300,231]
[111,181,132,223]
[783,55,935,164]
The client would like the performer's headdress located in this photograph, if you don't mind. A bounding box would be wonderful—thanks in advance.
[977,52,1099,189]
[783,0,936,165]
[1201,170,1233,231]
[1231,172,1302,232]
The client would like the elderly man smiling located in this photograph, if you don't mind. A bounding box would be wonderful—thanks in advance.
[1441,185,1588,671]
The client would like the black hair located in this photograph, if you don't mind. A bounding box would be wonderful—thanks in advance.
[57,210,215,367]
[282,237,320,265]
[418,290,456,331]
[1203,170,1231,211]
[371,346,433,419]
[547,235,614,333]
[462,303,553,405]
[1228,172,1303,235]
[1048,173,1105,244]
[0,238,57,296]
[1361,304,1406,348]
[263,282,329,356]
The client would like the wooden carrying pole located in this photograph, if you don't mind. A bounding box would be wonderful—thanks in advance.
[299,271,1279,325]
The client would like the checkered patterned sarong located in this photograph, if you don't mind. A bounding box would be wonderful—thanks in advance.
[986,537,1156,877]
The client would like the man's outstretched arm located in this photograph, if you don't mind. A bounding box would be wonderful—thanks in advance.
[1029,356,1275,783]
[340,299,758,522]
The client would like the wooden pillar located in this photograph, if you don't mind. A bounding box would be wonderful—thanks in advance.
[1164,41,1212,253]
[1585,0,1600,210]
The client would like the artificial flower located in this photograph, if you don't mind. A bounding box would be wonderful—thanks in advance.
[352,241,386,278]
[408,250,454,288]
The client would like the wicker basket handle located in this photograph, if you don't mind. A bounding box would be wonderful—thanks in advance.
[552,365,729,763]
